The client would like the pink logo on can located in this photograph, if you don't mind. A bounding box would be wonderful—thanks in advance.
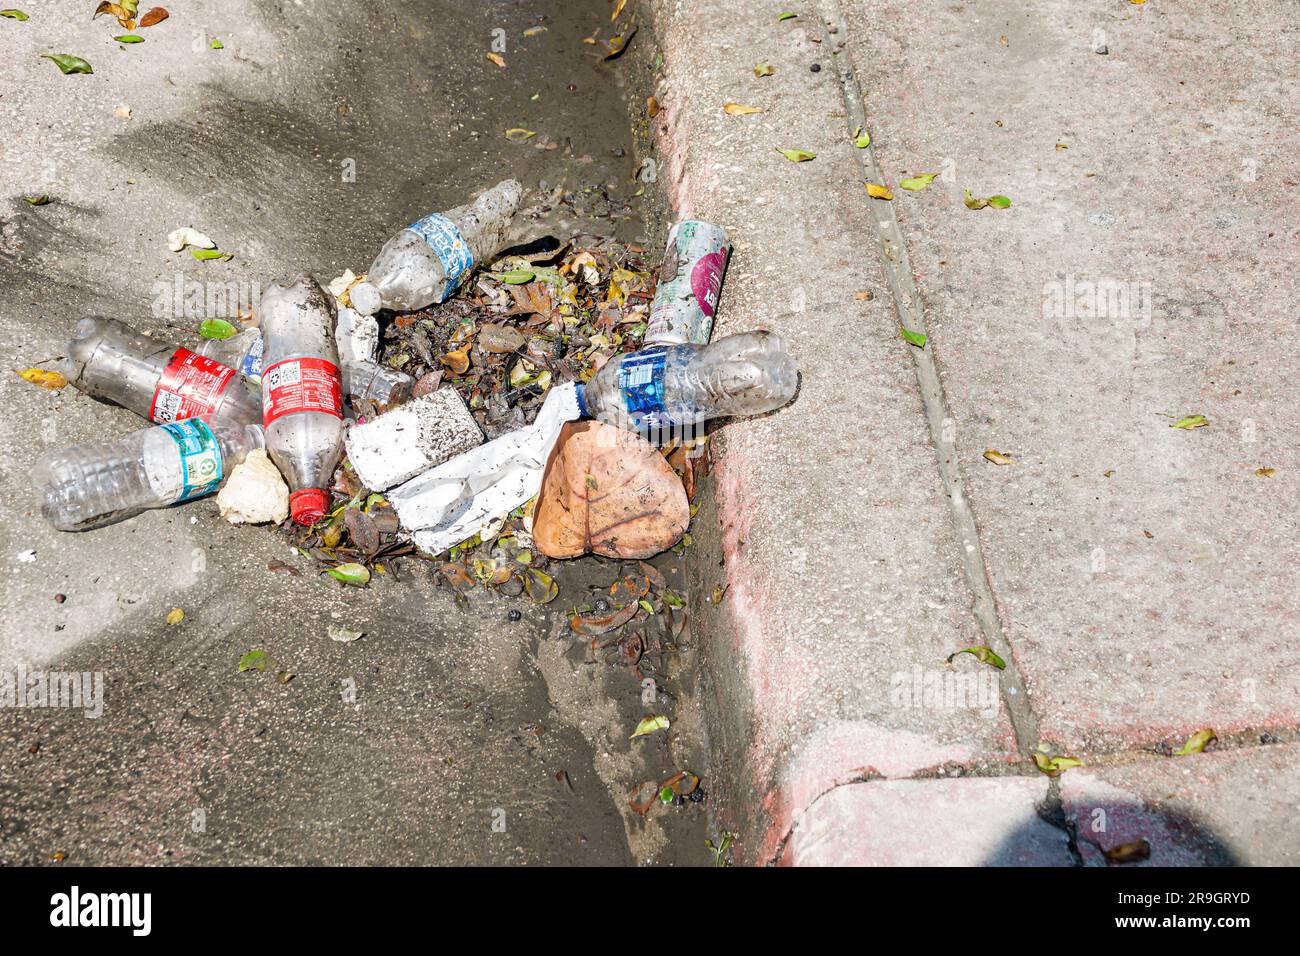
[691,251,727,318]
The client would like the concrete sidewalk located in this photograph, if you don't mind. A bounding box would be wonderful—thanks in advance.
[640,0,1299,864]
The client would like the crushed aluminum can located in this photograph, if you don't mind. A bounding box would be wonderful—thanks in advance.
[644,220,731,345]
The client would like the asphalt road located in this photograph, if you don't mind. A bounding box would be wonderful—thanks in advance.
[0,0,710,866]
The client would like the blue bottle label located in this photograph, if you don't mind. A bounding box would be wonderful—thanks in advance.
[161,419,224,502]
[242,333,264,382]
[407,213,474,302]
[617,346,673,427]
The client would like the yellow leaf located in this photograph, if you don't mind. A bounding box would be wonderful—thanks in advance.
[165,607,185,626]
[1256,467,1276,477]
[485,52,505,68]
[440,345,471,375]
[18,368,67,389]
[723,102,762,115]
[983,449,1015,465]
[612,0,627,20]
[646,96,660,117]
[865,182,893,200]
[505,127,535,142]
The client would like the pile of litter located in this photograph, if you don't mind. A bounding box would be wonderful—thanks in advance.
[25,181,798,619]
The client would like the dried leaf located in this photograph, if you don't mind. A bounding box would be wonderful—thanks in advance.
[534,421,689,559]
[1256,466,1275,477]
[523,567,559,604]
[40,53,93,74]
[328,624,364,644]
[778,148,816,163]
[138,6,167,27]
[630,715,669,739]
[754,63,774,77]
[1033,752,1084,776]
[344,507,381,556]
[440,344,471,375]
[603,25,635,60]
[165,607,184,626]
[505,127,535,142]
[723,102,762,115]
[646,96,660,117]
[486,51,505,68]
[983,449,1015,465]
[1103,839,1151,864]
[17,368,67,390]
[24,195,50,205]
[569,600,640,636]
[866,182,893,200]
[611,0,627,21]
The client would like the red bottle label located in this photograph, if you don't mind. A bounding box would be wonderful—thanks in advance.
[691,250,727,318]
[150,348,238,423]
[262,357,343,425]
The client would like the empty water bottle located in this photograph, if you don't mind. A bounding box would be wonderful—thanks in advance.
[195,327,264,383]
[576,330,798,433]
[349,179,525,315]
[33,418,264,531]
[64,316,262,426]
[259,276,345,526]
[342,360,414,405]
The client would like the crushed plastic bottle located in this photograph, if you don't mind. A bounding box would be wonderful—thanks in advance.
[350,179,525,315]
[259,276,345,526]
[33,418,264,531]
[64,316,262,426]
[576,330,798,435]
[341,360,415,405]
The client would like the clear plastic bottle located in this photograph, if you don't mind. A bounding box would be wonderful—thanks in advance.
[33,418,264,531]
[576,330,798,434]
[342,360,415,405]
[64,317,263,426]
[195,327,264,384]
[259,276,345,525]
[349,179,525,315]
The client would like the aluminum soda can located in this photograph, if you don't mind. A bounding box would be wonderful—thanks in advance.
[644,220,731,345]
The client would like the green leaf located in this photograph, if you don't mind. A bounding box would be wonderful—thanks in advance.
[1171,414,1209,430]
[327,562,371,587]
[199,318,237,340]
[987,195,1012,208]
[630,715,670,739]
[1033,752,1084,776]
[662,589,685,609]
[40,53,93,74]
[900,327,927,348]
[659,785,674,804]
[238,650,268,672]
[947,645,1006,669]
[964,189,1012,210]
[778,12,798,21]
[900,173,938,191]
[209,38,223,49]
[1,9,30,21]
[1174,728,1216,756]
[852,126,871,148]
[488,267,536,284]
[24,195,50,205]
[190,248,230,261]
[753,63,774,77]
[777,148,816,163]
[115,34,144,43]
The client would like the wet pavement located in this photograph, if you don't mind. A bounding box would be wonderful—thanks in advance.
[0,0,712,865]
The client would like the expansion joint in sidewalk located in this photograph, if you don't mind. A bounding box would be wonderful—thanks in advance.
[815,0,1041,761]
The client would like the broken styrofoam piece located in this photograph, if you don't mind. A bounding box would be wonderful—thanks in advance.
[393,382,581,555]
[345,387,484,491]
[336,306,379,365]
[216,448,289,524]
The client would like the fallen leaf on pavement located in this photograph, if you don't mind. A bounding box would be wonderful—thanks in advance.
[534,420,689,559]
[328,624,364,644]
[1174,728,1216,756]
[723,103,762,115]
[138,6,167,27]
[18,368,67,389]
[947,645,1006,669]
[1103,839,1151,864]
[984,449,1015,465]
[40,53,93,74]
[165,607,184,626]
[900,328,926,348]
[853,126,871,148]
[1171,414,1208,429]
[866,182,894,200]
[900,173,938,190]
[1033,752,1083,776]
[630,715,669,739]
[1256,467,1275,477]
[754,63,774,77]
[778,148,816,163]
[486,51,505,67]
[327,563,371,587]
[238,650,268,672]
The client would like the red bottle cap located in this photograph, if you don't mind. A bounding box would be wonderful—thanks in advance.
[289,488,329,526]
